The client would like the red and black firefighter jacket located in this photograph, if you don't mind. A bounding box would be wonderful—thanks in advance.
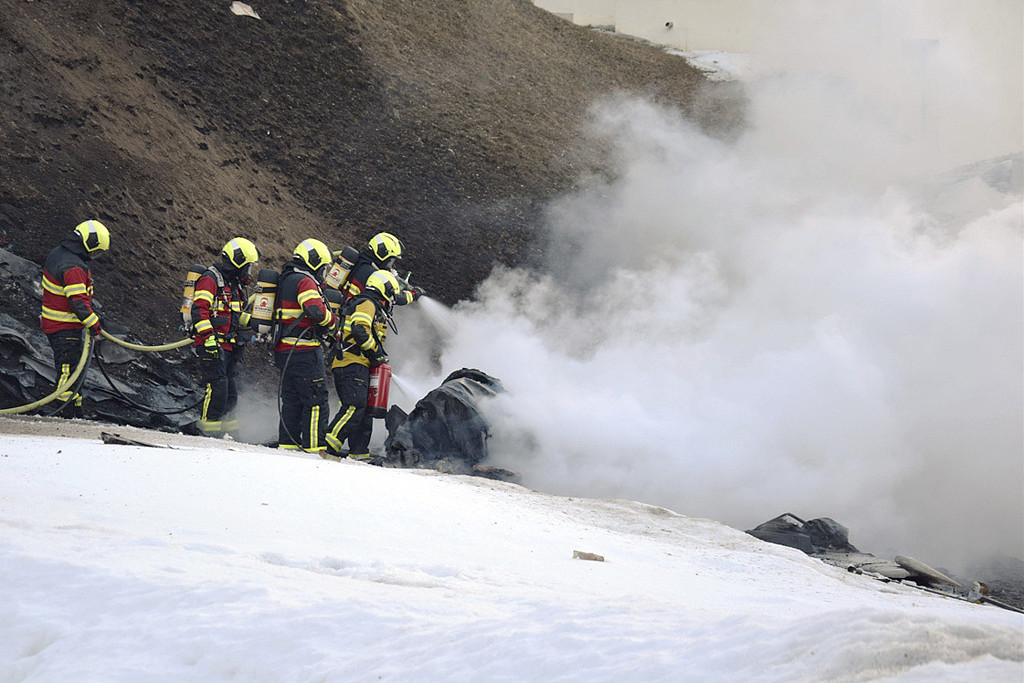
[41,239,101,335]
[341,249,417,306]
[191,264,250,351]
[274,264,336,352]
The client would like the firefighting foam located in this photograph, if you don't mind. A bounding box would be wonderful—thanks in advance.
[393,3,1023,572]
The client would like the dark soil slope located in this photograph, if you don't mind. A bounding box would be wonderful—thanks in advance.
[0,0,742,338]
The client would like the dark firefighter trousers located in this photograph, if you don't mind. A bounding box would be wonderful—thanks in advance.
[198,345,243,434]
[274,347,329,452]
[325,363,372,457]
[46,329,86,418]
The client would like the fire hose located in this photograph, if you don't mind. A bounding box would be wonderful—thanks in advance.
[93,344,205,415]
[100,329,193,352]
[275,316,357,452]
[44,337,97,417]
[1,329,198,416]
[85,330,203,415]
[92,330,204,414]
[0,332,93,415]
[275,319,315,451]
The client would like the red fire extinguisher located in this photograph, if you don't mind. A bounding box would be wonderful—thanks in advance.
[367,362,392,418]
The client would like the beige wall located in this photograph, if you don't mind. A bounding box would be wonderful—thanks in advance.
[533,0,1023,157]
[533,0,1022,60]
[614,0,768,53]
[534,0,616,28]
[533,0,767,51]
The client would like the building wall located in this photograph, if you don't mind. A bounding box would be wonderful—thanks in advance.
[612,0,769,53]
[532,0,1023,158]
[534,0,616,28]
[533,0,769,51]
[533,1,1022,61]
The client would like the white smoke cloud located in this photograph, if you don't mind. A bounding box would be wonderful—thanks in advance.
[391,1,1023,571]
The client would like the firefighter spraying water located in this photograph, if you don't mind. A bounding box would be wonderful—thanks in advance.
[194,230,430,458]
[94,227,438,459]
[416,295,458,338]
[312,231,426,460]
[324,269,402,460]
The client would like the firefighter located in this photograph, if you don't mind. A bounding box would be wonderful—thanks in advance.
[40,220,110,418]
[188,237,260,437]
[342,232,423,305]
[325,269,400,461]
[274,239,337,454]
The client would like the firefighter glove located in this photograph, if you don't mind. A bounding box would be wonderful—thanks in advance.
[89,320,102,336]
[201,334,221,359]
[236,329,256,346]
[350,325,370,347]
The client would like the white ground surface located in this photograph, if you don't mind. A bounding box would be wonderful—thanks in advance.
[1,415,1020,681]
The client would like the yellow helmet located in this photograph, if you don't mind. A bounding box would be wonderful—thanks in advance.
[74,220,110,253]
[221,237,260,269]
[368,232,403,265]
[365,269,401,301]
[293,238,332,273]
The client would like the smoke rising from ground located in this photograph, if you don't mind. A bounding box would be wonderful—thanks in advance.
[393,2,1023,570]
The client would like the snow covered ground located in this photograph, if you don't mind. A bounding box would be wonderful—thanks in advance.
[1,419,1020,681]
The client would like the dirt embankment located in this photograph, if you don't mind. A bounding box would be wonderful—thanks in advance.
[0,0,742,341]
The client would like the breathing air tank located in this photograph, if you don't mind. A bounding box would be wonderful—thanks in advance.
[323,286,344,318]
[250,268,279,335]
[324,245,360,290]
[180,264,207,327]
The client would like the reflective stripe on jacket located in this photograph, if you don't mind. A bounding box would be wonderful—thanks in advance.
[341,252,415,305]
[40,242,98,334]
[274,266,335,352]
[192,265,246,350]
[331,295,387,369]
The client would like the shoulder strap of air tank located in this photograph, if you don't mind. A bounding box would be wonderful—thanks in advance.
[205,265,225,289]
[273,269,309,342]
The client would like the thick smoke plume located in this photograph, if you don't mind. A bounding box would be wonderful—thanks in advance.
[392,1,1023,571]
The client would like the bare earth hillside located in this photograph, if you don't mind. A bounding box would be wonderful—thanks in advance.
[0,0,741,339]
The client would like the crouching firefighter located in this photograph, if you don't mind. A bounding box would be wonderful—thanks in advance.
[40,220,110,418]
[274,239,337,454]
[325,269,400,461]
[188,237,260,437]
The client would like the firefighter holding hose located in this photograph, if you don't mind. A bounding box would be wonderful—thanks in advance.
[325,269,400,461]
[186,237,260,437]
[274,239,337,454]
[40,220,110,418]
